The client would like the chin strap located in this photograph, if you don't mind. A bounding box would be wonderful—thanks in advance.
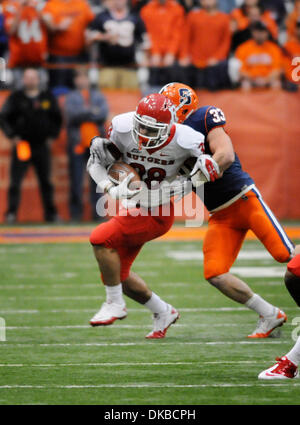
[138,138,143,151]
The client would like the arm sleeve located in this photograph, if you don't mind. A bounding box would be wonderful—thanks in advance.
[204,106,226,133]
[87,153,111,192]
[108,127,125,154]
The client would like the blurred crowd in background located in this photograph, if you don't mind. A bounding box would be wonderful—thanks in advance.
[0,0,299,92]
[0,0,299,224]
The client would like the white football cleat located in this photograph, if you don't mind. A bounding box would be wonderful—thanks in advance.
[258,356,299,380]
[146,304,180,339]
[90,301,127,326]
[248,308,287,338]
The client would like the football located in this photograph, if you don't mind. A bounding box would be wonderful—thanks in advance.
[107,161,141,189]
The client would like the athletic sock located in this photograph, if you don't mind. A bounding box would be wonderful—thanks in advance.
[144,292,168,314]
[245,293,276,317]
[105,283,124,305]
[286,336,300,366]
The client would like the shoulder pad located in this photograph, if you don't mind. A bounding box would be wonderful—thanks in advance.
[175,123,204,149]
[111,112,134,134]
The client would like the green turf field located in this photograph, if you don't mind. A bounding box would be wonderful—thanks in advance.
[0,238,300,405]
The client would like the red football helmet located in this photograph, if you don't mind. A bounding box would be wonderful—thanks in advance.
[159,82,198,123]
[132,93,176,150]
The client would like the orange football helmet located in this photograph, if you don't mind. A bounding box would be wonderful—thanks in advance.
[159,82,198,123]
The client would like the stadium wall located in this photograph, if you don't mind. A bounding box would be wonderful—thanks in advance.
[0,89,299,223]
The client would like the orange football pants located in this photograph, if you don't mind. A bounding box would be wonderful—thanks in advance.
[90,203,174,282]
[203,188,294,279]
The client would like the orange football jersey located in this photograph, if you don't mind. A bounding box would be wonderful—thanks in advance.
[42,0,94,57]
[3,0,48,67]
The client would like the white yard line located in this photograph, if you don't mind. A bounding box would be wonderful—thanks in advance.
[0,361,262,368]
[0,282,192,290]
[167,250,275,261]
[0,306,297,314]
[0,383,299,389]
[0,341,286,348]
[230,267,286,278]
[4,323,293,330]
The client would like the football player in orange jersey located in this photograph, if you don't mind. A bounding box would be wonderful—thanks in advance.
[159,82,300,338]
[3,0,48,67]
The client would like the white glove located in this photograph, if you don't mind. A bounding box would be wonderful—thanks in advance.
[129,180,176,208]
[107,173,141,200]
[168,178,193,202]
[89,137,114,167]
[190,155,220,186]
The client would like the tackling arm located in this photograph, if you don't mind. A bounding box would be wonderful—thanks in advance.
[207,127,235,175]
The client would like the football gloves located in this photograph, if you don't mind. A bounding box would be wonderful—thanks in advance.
[168,178,193,202]
[107,173,141,200]
[90,137,115,167]
[190,155,220,186]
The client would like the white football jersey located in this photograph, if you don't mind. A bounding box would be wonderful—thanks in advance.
[109,111,205,186]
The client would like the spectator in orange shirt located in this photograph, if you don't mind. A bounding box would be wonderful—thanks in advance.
[140,0,185,88]
[283,20,300,91]
[231,0,278,51]
[3,0,48,68]
[286,0,300,41]
[180,0,231,90]
[235,20,282,90]
[42,0,94,90]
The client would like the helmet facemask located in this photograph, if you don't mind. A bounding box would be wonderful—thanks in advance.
[132,113,171,150]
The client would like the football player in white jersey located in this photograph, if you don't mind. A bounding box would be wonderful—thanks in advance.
[87,93,206,338]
